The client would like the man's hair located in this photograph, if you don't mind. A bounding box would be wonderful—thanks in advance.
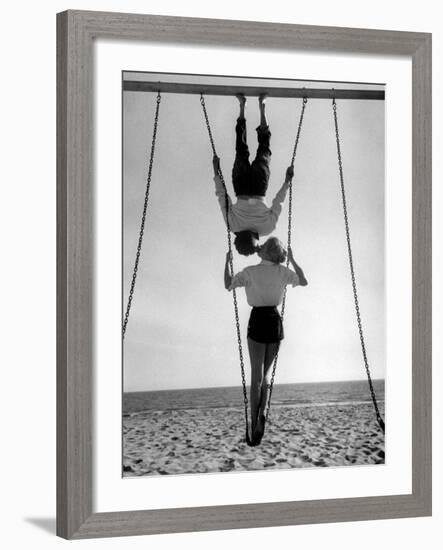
[233,231,259,256]
[261,236,287,264]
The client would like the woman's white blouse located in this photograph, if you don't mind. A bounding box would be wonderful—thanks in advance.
[229,260,300,307]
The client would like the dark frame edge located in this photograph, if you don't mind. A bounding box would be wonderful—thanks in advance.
[56,10,69,539]
[56,10,432,539]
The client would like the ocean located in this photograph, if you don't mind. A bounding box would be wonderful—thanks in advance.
[123,379,385,414]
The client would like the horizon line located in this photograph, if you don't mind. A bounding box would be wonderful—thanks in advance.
[124,378,385,394]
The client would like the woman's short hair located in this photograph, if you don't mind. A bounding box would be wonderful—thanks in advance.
[261,237,287,264]
[234,230,259,256]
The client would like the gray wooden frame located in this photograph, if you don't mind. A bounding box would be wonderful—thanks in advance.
[56,10,432,540]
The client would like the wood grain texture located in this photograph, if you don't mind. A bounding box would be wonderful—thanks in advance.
[56,11,68,538]
[71,493,428,539]
[56,11,93,538]
[56,10,432,539]
[411,35,432,512]
[68,9,428,54]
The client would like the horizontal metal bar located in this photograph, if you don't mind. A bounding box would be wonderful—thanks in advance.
[123,80,385,100]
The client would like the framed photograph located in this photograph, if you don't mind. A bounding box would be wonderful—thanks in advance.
[57,10,431,539]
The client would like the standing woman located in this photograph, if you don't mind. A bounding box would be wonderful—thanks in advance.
[224,237,308,445]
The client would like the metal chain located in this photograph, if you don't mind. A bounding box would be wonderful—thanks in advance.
[200,94,251,440]
[123,92,162,338]
[265,97,308,422]
[332,97,385,433]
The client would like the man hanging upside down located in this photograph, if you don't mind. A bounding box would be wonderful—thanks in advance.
[212,94,294,256]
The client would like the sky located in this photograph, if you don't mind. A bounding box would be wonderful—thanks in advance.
[123,72,385,392]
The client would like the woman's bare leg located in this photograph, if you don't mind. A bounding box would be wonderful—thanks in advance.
[251,342,279,443]
[247,337,266,434]
[258,342,280,418]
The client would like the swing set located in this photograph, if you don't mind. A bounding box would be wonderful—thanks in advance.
[122,79,386,445]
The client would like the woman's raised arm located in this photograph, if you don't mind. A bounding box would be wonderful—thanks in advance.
[288,247,308,286]
[224,251,233,290]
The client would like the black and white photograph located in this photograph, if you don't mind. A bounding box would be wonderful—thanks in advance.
[122,71,386,477]
[1,0,438,544]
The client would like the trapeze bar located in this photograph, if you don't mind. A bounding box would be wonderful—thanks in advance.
[123,80,385,100]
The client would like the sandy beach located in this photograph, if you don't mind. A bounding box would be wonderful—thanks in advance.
[123,401,385,476]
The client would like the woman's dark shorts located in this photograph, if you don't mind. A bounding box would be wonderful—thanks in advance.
[247,306,284,344]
